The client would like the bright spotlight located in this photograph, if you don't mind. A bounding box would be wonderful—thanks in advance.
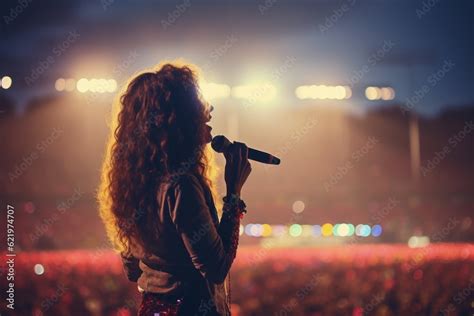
[107,79,117,92]
[200,82,231,100]
[1,76,12,89]
[34,263,45,275]
[337,223,350,237]
[408,236,430,248]
[366,86,395,100]
[77,78,90,93]
[295,85,351,100]
[232,83,277,103]
[89,78,100,93]
[334,86,346,100]
[344,86,352,99]
[365,87,380,100]
[76,78,117,93]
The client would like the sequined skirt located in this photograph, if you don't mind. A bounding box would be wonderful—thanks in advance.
[138,292,183,316]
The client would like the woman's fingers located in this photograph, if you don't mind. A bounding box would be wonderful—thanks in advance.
[234,142,248,165]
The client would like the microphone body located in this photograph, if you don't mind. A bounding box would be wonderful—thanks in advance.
[211,135,281,165]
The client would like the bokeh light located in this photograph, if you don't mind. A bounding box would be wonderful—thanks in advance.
[289,224,303,237]
[292,200,305,213]
[232,83,277,103]
[34,264,45,275]
[371,225,383,237]
[1,76,12,89]
[200,82,231,100]
[55,78,66,91]
[295,85,352,100]
[365,86,395,100]
[322,223,333,237]
[261,224,272,237]
[312,225,322,237]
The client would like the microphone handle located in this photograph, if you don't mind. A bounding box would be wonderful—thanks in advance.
[248,147,281,165]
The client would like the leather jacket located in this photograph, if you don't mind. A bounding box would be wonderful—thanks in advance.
[120,173,242,315]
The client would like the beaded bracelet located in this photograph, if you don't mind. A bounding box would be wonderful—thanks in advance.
[222,194,247,219]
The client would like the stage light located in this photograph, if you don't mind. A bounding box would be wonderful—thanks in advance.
[292,200,305,214]
[289,224,302,237]
[77,78,90,93]
[232,83,277,103]
[295,85,351,100]
[91,78,110,93]
[362,225,372,237]
[312,225,322,237]
[55,78,66,91]
[250,224,263,237]
[238,223,380,238]
[301,225,313,237]
[244,224,253,236]
[1,76,12,89]
[107,79,117,92]
[337,223,350,237]
[344,86,352,99]
[366,86,395,100]
[200,82,231,100]
[261,224,272,237]
[380,87,395,100]
[333,223,340,236]
[355,224,369,236]
[89,79,100,93]
[321,223,333,236]
[295,86,309,99]
[408,236,430,248]
[34,264,44,275]
[347,224,355,236]
[272,225,287,237]
[334,86,346,100]
[65,79,76,91]
[371,224,382,237]
[76,78,117,93]
[365,87,380,100]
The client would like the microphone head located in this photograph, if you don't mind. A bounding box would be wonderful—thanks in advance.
[211,135,231,153]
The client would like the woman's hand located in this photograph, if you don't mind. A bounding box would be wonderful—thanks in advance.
[224,142,252,197]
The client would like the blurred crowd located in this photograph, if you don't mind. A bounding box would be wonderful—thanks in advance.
[1,245,472,316]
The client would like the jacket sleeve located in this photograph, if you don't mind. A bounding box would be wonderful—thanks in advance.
[120,253,143,282]
[169,175,241,284]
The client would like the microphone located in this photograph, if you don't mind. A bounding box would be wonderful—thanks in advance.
[211,135,281,165]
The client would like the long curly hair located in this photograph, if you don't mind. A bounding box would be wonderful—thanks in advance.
[97,62,219,256]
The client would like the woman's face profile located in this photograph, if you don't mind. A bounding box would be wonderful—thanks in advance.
[204,104,214,143]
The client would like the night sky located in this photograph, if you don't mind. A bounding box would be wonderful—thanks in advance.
[1,0,473,115]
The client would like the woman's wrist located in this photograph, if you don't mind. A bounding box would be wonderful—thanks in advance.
[226,186,241,197]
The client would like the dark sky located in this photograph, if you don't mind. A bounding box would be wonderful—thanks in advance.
[1,0,473,115]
